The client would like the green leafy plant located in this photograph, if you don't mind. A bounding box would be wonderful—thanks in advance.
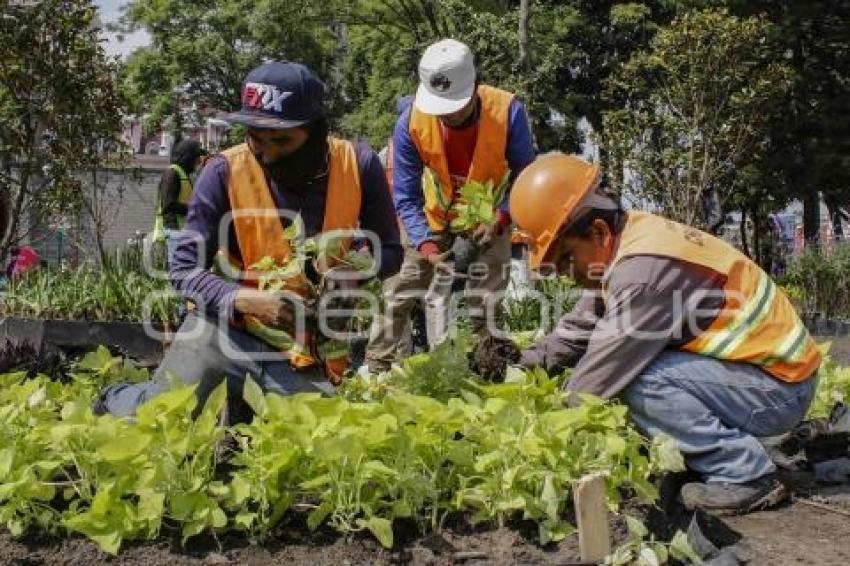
[606,515,702,565]
[807,345,850,419]
[781,245,850,319]
[0,348,227,555]
[0,342,691,554]
[230,361,680,548]
[0,250,180,327]
[427,170,510,235]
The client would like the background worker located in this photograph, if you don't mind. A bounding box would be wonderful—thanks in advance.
[365,39,536,373]
[152,139,208,264]
[511,153,821,515]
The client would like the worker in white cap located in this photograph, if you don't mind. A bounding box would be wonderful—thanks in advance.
[365,39,536,372]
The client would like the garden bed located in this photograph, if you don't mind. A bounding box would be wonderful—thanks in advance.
[0,316,168,364]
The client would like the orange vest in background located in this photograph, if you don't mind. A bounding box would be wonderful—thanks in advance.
[610,212,820,383]
[408,84,513,232]
[222,138,362,380]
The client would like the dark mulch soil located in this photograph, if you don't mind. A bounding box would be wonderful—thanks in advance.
[0,340,67,381]
[468,336,521,383]
[0,513,632,566]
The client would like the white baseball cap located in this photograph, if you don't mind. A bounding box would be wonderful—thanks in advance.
[414,39,476,116]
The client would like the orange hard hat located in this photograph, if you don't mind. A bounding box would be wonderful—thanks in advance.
[510,154,601,269]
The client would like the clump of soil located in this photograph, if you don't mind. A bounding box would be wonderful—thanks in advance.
[468,336,521,383]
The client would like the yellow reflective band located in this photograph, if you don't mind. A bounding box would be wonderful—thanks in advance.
[778,322,810,363]
[702,273,774,358]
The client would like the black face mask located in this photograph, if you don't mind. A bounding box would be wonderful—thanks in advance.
[258,119,330,190]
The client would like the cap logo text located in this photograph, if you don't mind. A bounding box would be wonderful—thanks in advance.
[242,82,292,112]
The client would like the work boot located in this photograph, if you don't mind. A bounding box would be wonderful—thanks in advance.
[680,473,788,516]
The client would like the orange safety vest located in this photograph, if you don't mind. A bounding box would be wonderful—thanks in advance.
[222,137,362,382]
[408,84,514,232]
[609,212,820,383]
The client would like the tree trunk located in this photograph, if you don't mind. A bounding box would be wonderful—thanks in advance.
[803,189,820,248]
[740,208,751,258]
[0,187,9,255]
[825,196,845,240]
[90,166,109,265]
[518,0,531,71]
[0,167,30,259]
[751,206,762,267]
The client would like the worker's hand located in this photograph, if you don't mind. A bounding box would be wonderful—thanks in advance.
[472,222,498,246]
[234,288,315,332]
[424,250,456,273]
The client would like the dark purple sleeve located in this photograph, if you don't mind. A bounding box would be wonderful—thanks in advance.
[169,156,240,318]
[354,142,403,279]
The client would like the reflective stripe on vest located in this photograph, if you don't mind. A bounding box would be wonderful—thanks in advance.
[222,137,362,379]
[408,84,513,232]
[610,212,820,383]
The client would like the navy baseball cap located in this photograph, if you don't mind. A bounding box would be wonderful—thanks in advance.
[221,61,326,129]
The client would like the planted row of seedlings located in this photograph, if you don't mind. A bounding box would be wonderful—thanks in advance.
[0,343,709,564]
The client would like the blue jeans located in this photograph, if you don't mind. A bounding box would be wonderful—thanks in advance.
[622,351,817,483]
[99,311,334,417]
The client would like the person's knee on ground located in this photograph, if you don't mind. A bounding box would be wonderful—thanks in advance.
[97,312,250,418]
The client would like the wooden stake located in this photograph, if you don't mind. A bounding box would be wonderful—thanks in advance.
[574,473,611,563]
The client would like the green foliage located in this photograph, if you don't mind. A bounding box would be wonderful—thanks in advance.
[0,248,179,326]
[606,516,701,565]
[0,0,126,255]
[0,342,686,553]
[0,348,227,554]
[807,346,850,419]
[446,173,510,234]
[505,276,579,333]
[340,334,478,403]
[603,8,794,227]
[339,0,588,150]
[230,366,665,547]
[781,245,850,319]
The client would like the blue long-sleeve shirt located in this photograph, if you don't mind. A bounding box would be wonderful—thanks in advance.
[169,141,403,317]
[392,97,537,249]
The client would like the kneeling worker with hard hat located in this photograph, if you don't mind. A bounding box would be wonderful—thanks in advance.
[510,153,821,515]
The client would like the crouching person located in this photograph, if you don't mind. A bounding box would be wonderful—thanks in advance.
[511,154,820,515]
[96,61,402,417]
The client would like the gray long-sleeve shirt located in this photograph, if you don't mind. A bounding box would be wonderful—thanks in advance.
[520,255,726,399]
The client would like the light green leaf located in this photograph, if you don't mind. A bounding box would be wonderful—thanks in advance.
[243,376,267,417]
[625,514,648,540]
[234,510,257,530]
[307,501,333,531]
[638,546,660,566]
[669,530,703,564]
[97,430,151,461]
[359,516,394,548]
[651,433,686,472]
